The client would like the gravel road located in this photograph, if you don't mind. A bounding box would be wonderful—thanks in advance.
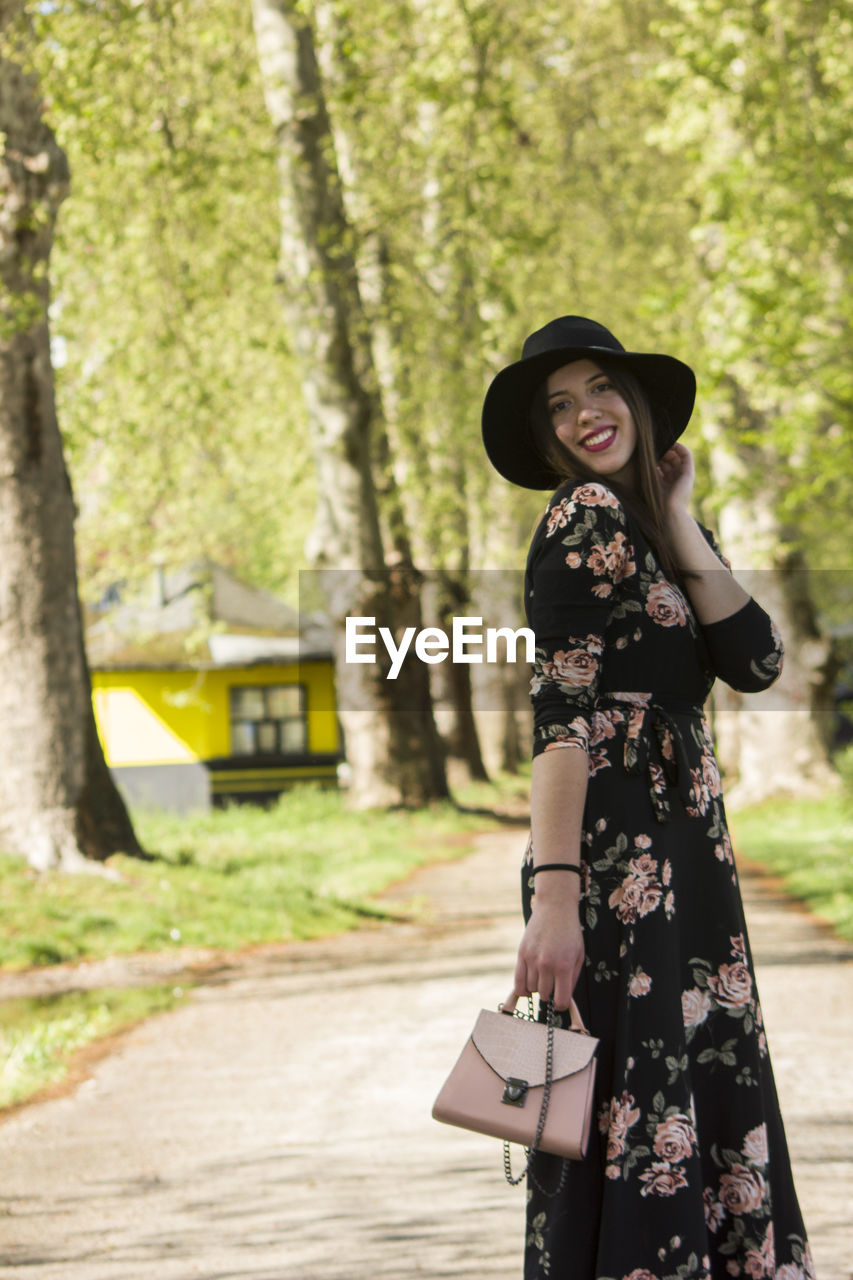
[0,828,850,1280]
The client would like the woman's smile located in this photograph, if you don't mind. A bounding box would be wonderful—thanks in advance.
[579,425,618,452]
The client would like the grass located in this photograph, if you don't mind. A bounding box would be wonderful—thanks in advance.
[729,788,853,941]
[0,786,504,972]
[0,985,181,1109]
[0,785,509,1112]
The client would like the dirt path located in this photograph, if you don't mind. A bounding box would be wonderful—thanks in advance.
[0,830,851,1280]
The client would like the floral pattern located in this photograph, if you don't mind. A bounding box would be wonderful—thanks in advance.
[520,481,812,1279]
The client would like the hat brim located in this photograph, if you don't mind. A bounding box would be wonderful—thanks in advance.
[481,344,696,490]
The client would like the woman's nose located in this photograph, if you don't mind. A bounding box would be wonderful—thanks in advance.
[578,405,601,424]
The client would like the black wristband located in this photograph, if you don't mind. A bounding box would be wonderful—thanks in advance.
[531,862,583,877]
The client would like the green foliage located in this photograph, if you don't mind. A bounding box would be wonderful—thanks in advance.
[0,985,180,1109]
[728,759,853,941]
[0,785,498,969]
[308,0,702,570]
[24,0,853,615]
[650,0,853,564]
[34,0,313,601]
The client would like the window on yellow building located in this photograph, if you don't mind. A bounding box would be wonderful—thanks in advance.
[230,685,307,756]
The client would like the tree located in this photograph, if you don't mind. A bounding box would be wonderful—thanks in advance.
[251,0,448,806]
[704,418,838,804]
[31,0,311,603]
[303,0,703,777]
[0,8,142,870]
[649,0,853,798]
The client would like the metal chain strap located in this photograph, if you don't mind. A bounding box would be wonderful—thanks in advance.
[502,997,569,1196]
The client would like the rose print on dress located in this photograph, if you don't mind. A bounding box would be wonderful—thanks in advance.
[696,1123,813,1279]
[749,619,785,685]
[707,962,753,1010]
[742,1123,768,1166]
[535,717,590,753]
[599,1090,641,1169]
[777,1239,817,1280]
[587,543,610,577]
[544,481,618,541]
[704,1187,725,1232]
[719,1164,767,1215]
[715,830,735,869]
[601,1088,699,1196]
[543,641,601,690]
[605,531,637,583]
[629,967,652,997]
[545,495,577,536]
[652,1113,697,1163]
[600,1248,715,1280]
[686,766,713,817]
[639,1162,689,1197]
[573,482,622,508]
[682,987,712,1031]
[645,580,690,627]
[684,933,764,1057]
[590,708,624,747]
[608,856,663,924]
[686,748,723,818]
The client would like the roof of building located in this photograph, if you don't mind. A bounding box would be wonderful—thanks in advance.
[85,560,333,669]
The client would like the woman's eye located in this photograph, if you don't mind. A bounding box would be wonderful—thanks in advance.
[594,381,612,393]
[550,399,571,416]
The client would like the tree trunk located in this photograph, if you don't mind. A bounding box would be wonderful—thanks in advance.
[706,425,839,807]
[468,563,531,778]
[0,22,143,870]
[251,0,448,806]
[423,572,489,788]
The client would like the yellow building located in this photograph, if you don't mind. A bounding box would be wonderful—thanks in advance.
[87,562,340,812]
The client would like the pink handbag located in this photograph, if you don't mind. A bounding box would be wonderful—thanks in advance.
[432,997,598,1186]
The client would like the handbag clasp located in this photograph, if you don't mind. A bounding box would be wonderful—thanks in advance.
[501,1077,529,1108]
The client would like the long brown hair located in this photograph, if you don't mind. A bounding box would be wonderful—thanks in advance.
[528,361,685,583]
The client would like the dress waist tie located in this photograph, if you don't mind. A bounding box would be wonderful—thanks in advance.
[596,693,705,824]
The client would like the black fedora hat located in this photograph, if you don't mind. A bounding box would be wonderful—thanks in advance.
[481,315,696,489]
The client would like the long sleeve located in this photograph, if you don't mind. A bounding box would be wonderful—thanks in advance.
[697,525,784,692]
[526,482,635,758]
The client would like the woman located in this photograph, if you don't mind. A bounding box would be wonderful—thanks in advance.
[481,317,815,1280]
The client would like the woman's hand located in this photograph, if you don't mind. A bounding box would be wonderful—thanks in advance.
[657,441,695,515]
[511,889,585,1012]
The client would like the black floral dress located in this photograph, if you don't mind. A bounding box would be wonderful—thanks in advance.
[521,480,814,1280]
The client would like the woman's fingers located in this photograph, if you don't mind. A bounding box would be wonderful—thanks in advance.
[553,963,580,1012]
[510,958,581,1010]
[515,902,584,1010]
[513,953,530,998]
[511,964,575,1010]
[516,950,575,1005]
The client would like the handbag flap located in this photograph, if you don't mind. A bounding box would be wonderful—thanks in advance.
[471,1009,598,1087]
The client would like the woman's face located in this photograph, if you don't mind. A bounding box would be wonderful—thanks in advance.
[545,359,638,487]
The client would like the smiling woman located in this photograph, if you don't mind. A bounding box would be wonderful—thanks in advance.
[472,316,815,1280]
